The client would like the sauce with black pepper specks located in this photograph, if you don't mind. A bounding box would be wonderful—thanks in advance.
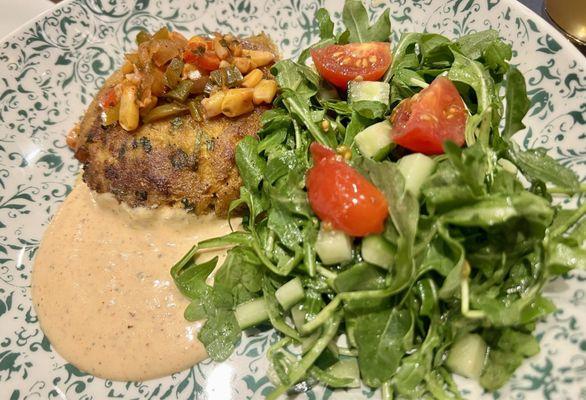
[32,183,234,381]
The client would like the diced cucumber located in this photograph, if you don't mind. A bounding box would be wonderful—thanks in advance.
[292,305,320,352]
[361,235,395,269]
[446,333,488,380]
[397,153,436,197]
[325,359,361,388]
[235,298,269,330]
[315,227,353,265]
[275,277,305,310]
[348,81,391,119]
[354,120,395,160]
[291,304,306,331]
[348,81,390,105]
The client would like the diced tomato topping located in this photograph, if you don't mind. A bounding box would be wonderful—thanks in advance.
[183,41,220,71]
[100,88,118,108]
[306,142,389,237]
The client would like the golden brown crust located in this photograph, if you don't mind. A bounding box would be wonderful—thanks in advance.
[75,101,265,216]
[74,34,276,217]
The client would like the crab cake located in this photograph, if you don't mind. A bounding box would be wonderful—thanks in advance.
[70,30,278,216]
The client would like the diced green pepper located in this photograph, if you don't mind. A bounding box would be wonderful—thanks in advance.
[188,97,205,122]
[143,103,188,123]
[209,66,243,88]
[152,26,170,40]
[166,80,195,102]
[164,58,184,89]
[135,30,151,45]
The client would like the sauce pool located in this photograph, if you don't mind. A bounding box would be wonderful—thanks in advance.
[32,183,234,381]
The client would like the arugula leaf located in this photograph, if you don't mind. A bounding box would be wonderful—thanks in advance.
[418,232,464,280]
[344,110,373,146]
[502,66,530,138]
[355,307,413,387]
[170,249,217,299]
[198,232,252,249]
[419,33,452,67]
[443,142,489,197]
[198,309,241,361]
[321,100,353,115]
[342,0,391,43]
[184,299,207,321]
[354,158,419,294]
[334,263,386,292]
[264,146,297,184]
[316,8,334,39]
[506,142,579,190]
[229,186,268,222]
[422,144,489,214]
[546,205,586,273]
[267,205,303,250]
[235,136,266,191]
[280,88,334,147]
[385,32,422,81]
[455,30,512,79]
[389,69,426,104]
[448,51,494,114]
[482,40,512,78]
[351,100,388,119]
[215,246,263,304]
[546,236,586,273]
[436,224,465,299]
[269,166,313,218]
[272,60,318,101]
[262,276,301,339]
[455,30,500,60]
[479,329,540,390]
[441,192,554,228]
[259,108,292,132]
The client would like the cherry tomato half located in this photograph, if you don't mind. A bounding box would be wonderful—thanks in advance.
[311,42,392,89]
[306,142,389,237]
[390,76,468,155]
[183,41,220,71]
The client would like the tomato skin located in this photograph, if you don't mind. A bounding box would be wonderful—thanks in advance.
[310,141,336,163]
[183,41,220,71]
[306,143,389,237]
[311,42,392,89]
[390,76,468,155]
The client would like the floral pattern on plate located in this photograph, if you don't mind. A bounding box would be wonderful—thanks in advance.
[0,0,584,398]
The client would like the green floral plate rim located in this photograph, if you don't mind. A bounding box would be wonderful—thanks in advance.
[0,0,584,399]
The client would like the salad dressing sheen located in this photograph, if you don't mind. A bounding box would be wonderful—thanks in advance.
[32,183,232,381]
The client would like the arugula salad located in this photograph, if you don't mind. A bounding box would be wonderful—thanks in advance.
[171,1,586,398]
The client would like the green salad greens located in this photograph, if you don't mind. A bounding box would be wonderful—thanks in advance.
[171,1,585,398]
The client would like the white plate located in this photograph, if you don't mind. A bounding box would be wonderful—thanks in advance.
[0,0,584,398]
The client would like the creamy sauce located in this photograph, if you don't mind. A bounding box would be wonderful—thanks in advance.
[32,183,235,381]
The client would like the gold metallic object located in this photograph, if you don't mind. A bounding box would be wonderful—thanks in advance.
[545,0,586,45]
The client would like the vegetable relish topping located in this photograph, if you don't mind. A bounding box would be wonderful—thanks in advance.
[100,27,278,131]
[170,0,586,399]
